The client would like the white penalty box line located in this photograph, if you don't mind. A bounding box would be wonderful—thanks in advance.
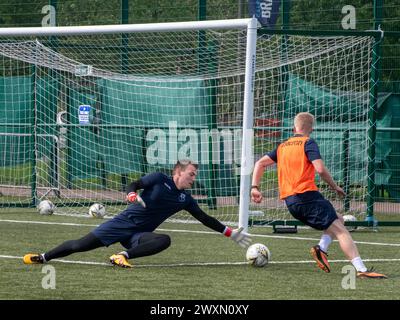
[1,218,400,248]
[1,254,400,268]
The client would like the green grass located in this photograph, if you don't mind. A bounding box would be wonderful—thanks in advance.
[0,209,399,300]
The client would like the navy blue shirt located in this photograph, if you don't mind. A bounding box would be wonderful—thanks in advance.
[122,172,225,233]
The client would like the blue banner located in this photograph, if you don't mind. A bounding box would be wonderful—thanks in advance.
[248,0,281,28]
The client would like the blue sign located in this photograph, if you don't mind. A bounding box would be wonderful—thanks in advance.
[78,105,91,125]
[248,0,281,28]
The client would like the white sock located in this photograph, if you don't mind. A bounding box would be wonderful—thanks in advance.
[351,256,367,272]
[318,234,332,253]
[119,251,129,258]
[41,253,47,263]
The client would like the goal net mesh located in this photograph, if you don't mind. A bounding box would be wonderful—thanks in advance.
[0,26,373,226]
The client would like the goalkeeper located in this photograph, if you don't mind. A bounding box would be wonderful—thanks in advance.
[251,112,387,279]
[24,160,251,268]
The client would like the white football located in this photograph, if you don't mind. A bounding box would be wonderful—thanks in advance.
[343,214,357,231]
[246,243,271,267]
[37,200,55,215]
[88,203,106,218]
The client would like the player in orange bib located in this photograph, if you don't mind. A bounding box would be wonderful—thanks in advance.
[251,112,387,279]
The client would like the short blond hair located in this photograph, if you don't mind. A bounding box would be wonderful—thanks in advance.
[172,159,198,175]
[294,112,315,133]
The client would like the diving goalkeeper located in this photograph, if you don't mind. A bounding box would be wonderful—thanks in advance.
[24,160,251,268]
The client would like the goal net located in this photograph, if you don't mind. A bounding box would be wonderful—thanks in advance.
[0,21,375,227]
[251,32,374,226]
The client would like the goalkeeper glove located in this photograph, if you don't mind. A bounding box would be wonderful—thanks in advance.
[224,226,252,248]
[126,192,147,208]
[126,192,137,203]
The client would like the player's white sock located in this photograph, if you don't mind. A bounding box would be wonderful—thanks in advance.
[318,234,332,252]
[351,256,367,272]
[41,253,47,263]
[119,251,129,258]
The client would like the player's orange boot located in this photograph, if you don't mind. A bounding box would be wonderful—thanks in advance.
[357,267,387,279]
[109,254,133,268]
[23,253,44,264]
[310,245,331,273]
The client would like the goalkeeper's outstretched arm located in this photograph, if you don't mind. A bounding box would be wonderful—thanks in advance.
[186,203,251,248]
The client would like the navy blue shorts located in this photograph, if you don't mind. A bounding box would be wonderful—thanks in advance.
[92,213,148,247]
[285,192,338,230]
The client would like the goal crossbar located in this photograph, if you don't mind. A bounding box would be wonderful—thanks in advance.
[0,19,255,37]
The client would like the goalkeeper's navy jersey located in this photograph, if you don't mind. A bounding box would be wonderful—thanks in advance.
[120,172,197,231]
[93,172,226,246]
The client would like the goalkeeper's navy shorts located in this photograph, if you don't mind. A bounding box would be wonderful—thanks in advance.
[285,191,338,230]
[92,213,148,247]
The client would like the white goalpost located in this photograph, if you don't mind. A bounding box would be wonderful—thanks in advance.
[0,19,375,230]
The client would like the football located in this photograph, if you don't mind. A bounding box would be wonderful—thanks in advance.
[37,200,55,215]
[88,203,106,218]
[246,243,271,267]
[343,214,358,231]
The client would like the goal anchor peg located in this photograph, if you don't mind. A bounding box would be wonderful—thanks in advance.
[273,225,298,234]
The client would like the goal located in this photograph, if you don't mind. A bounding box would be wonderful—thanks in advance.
[0,21,382,228]
[0,19,257,226]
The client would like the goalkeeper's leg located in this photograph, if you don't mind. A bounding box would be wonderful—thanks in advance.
[44,232,104,261]
[24,232,104,264]
[110,232,171,267]
[125,232,171,258]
